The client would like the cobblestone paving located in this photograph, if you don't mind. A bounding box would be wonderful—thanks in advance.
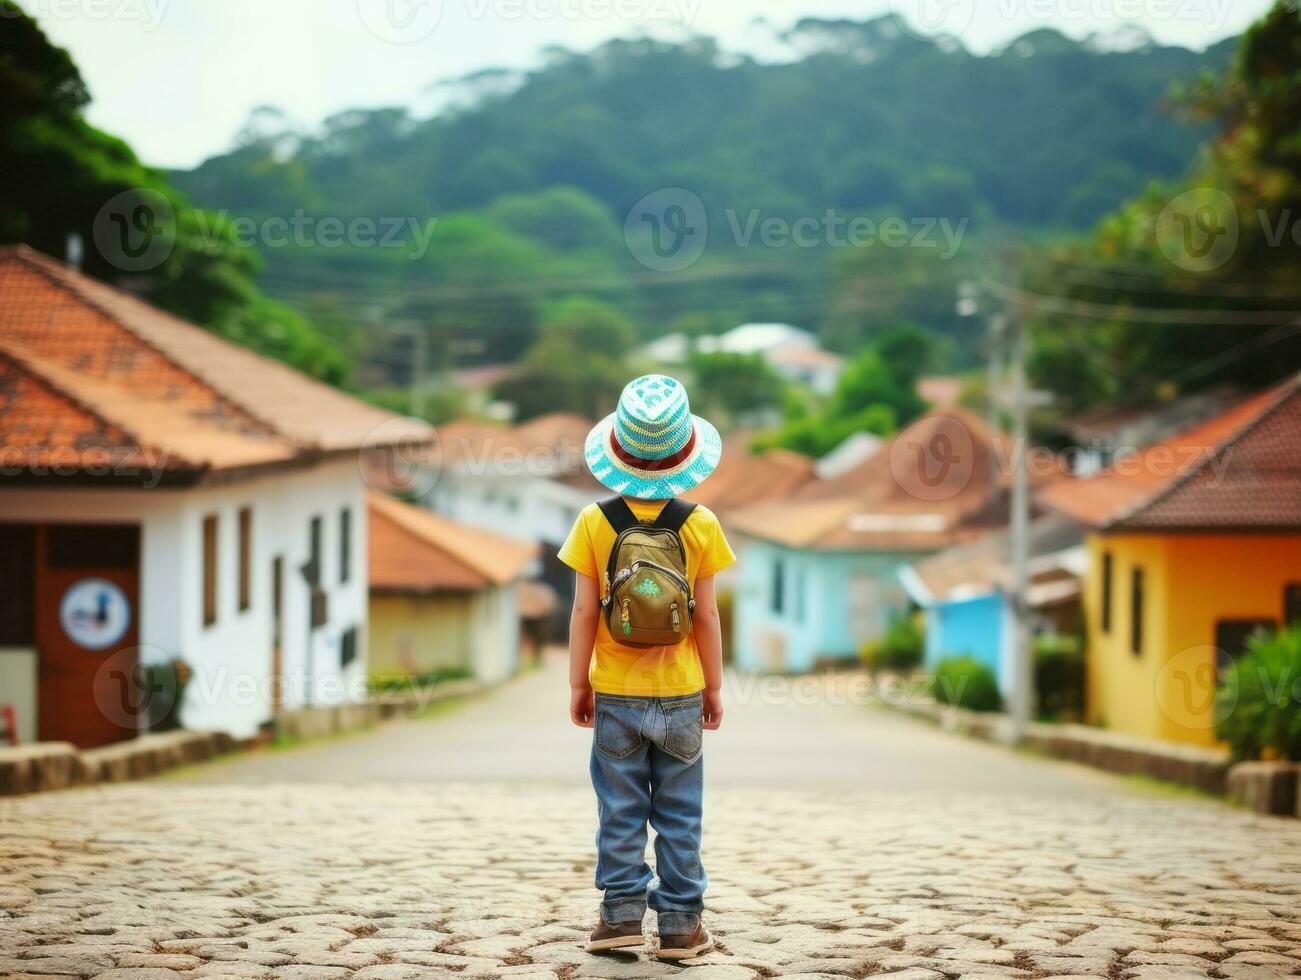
[3,783,1301,979]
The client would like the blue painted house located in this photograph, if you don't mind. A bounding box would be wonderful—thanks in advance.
[729,409,1020,672]
[899,514,1084,694]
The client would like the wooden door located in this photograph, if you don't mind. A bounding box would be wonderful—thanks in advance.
[35,525,140,748]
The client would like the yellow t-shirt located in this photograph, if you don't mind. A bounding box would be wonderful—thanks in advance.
[558,498,736,696]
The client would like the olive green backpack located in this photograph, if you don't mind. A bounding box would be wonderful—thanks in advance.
[597,496,697,647]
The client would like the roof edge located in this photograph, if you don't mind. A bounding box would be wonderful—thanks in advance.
[1104,375,1300,532]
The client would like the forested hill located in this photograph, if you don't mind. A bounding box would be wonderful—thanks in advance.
[169,17,1236,379]
[177,18,1233,230]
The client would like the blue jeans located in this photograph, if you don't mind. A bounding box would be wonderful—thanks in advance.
[590,690,706,934]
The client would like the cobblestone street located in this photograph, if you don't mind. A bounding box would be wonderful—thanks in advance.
[3,663,1301,979]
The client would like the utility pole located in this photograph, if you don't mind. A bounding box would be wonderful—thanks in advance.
[1006,303,1033,743]
[967,269,1033,742]
[390,323,429,421]
[987,312,1006,510]
[409,328,429,422]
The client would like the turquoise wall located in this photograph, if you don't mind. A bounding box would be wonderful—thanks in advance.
[733,539,927,672]
[923,591,1009,690]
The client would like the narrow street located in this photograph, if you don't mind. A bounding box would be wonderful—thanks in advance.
[3,657,1300,979]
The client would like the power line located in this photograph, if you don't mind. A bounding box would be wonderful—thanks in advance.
[986,279,1301,326]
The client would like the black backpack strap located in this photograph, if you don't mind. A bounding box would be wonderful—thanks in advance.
[654,498,697,533]
[597,496,640,535]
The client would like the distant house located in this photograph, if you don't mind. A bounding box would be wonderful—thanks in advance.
[367,493,537,684]
[637,322,843,395]
[0,246,430,747]
[900,514,1085,696]
[1058,383,1244,476]
[815,431,883,480]
[687,446,815,598]
[425,412,601,631]
[728,409,1049,672]
[1042,377,1301,746]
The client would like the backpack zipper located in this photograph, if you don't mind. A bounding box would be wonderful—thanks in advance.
[626,559,690,594]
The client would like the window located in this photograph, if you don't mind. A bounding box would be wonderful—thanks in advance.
[48,525,139,568]
[340,626,358,668]
[308,515,323,585]
[771,558,785,615]
[1215,619,1276,674]
[1129,566,1143,656]
[1285,583,1301,626]
[202,515,218,627]
[238,507,252,611]
[0,525,35,645]
[339,508,352,585]
[794,566,806,623]
[1100,551,1113,633]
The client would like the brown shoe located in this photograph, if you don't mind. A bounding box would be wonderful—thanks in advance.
[585,919,645,952]
[656,924,712,960]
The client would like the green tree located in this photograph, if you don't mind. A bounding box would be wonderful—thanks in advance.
[1029,0,1301,413]
[0,2,345,383]
[686,352,785,422]
[494,295,634,420]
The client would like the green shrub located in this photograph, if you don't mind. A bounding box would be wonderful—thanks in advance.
[1216,625,1301,761]
[1034,633,1085,721]
[860,616,924,674]
[933,656,1002,712]
[368,666,474,695]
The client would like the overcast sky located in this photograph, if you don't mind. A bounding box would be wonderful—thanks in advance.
[26,0,1270,171]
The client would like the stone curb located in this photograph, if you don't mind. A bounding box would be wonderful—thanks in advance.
[876,674,1243,803]
[1227,760,1300,816]
[0,681,482,797]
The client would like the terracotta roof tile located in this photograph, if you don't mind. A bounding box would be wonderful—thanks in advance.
[908,514,1083,600]
[1042,379,1299,530]
[0,245,431,481]
[438,412,591,482]
[1109,378,1301,530]
[687,448,815,520]
[368,492,537,592]
[728,408,1064,552]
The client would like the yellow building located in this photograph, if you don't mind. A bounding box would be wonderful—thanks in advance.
[1044,378,1301,746]
[368,493,539,684]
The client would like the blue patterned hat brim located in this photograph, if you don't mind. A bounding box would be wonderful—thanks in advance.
[585,413,723,500]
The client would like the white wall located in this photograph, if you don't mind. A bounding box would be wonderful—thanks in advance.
[0,458,369,740]
[470,584,521,683]
[430,470,595,552]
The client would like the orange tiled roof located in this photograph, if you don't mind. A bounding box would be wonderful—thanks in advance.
[0,245,430,481]
[1042,378,1300,531]
[368,492,537,592]
[728,408,1052,552]
[687,447,815,519]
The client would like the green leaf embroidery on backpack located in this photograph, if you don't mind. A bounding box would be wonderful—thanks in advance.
[633,576,662,597]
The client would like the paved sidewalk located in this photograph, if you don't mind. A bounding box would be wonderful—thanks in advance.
[3,781,1301,979]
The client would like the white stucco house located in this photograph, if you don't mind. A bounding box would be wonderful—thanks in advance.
[423,413,603,633]
[0,245,431,747]
[637,323,843,395]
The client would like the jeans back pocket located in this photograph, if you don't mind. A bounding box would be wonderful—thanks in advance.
[662,693,703,764]
[594,696,648,759]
